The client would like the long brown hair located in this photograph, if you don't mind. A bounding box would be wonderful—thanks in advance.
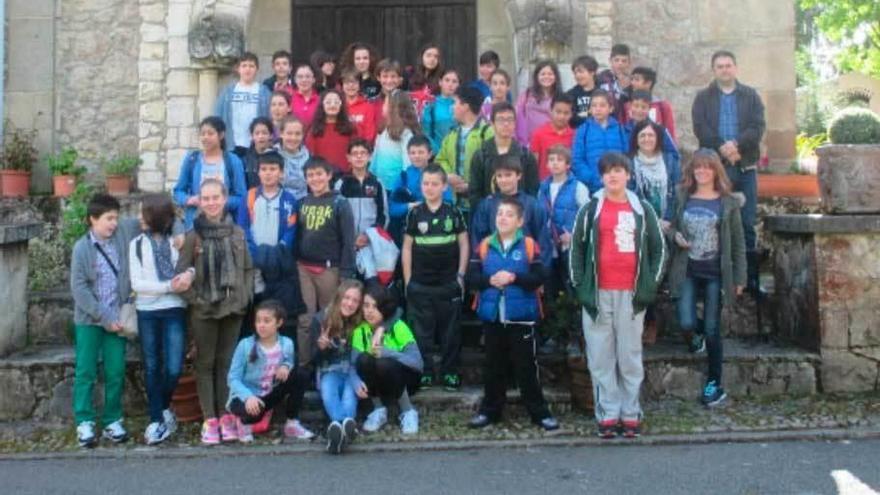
[322,279,365,341]
[340,42,379,78]
[310,89,355,137]
[385,90,422,141]
[680,148,733,196]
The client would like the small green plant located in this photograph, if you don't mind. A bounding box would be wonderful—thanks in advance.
[103,154,140,176]
[28,225,69,292]
[46,147,84,177]
[827,107,880,144]
[541,291,580,343]
[1,124,39,171]
[61,181,95,247]
[795,132,827,158]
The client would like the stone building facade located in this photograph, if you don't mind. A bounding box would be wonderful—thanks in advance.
[5,0,795,193]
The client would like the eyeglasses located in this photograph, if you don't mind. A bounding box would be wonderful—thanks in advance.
[494,117,516,124]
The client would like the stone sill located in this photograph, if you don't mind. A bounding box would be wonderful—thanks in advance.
[0,223,43,245]
[766,214,880,234]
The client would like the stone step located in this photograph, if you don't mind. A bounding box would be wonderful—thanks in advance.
[0,338,821,422]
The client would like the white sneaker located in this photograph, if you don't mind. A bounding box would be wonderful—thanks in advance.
[237,419,254,443]
[326,421,343,454]
[102,419,129,443]
[77,421,97,448]
[363,407,388,433]
[162,409,177,435]
[283,419,316,440]
[400,409,419,435]
[144,422,170,445]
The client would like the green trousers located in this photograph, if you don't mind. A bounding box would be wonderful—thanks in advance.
[73,324,127,425]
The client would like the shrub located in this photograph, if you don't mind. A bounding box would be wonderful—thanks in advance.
[61,181,95,248]
[827,107,880,145]
[28,226,69,292]
[46,147,84,177]
[1,124,38,171]
[103,154,140,176]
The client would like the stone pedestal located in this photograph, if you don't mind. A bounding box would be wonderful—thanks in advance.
[0,222,43,357]
[767,214,880,392]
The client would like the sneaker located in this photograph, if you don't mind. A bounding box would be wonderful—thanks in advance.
[77,421,97,448]
[597,419,618,439]
[689,334,706,354]
[237,419,254,443]
[702,380,727,407]
[326,421,343,454]
[538,416,560,431]
[251,410,273,434]
[342,417,358,445]
[399,409,419,435]
[143,421,170,445]
[622,419,641,438]
[420,374,434,388]
[162,409,177,435]
[283,419,316,440]
[102,420,129,444]
[201,418,221,445]
[442,373,461,391]
[363,407,388,433]
[219,414,238,442]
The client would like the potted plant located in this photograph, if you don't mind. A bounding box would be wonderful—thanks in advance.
[816,107,880,213]
[46,147,83,198]
[756,133,822,199]
[103,154,140,196]
[0,125,38,197]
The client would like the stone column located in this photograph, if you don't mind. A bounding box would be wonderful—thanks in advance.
[198,69,219,121]
[0,223,43,357]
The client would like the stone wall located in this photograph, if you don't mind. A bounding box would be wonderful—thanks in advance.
[767,215,880,393]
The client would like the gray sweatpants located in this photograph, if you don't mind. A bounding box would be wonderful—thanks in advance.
[582,290,645,422]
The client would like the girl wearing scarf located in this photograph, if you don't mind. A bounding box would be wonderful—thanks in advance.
[176,179,254,445]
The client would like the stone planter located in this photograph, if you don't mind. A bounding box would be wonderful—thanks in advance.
[757,174,819,199]
[817,144,880,213]
[105,175,132,196]
[52,175,76,198]
[0,170,31,197]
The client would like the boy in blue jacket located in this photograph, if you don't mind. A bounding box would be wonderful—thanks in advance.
[390,136,453,220]
[470,156,553,267]
[237,150,305,338]
[571,89,629,193]
[214,52,271,157]
[466,198,559,431]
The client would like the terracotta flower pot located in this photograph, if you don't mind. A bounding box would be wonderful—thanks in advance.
[171,373,203,423]
[105,175,131,196]
[53,175,76,198]
[757,174,819,199]
[0,169,31,197]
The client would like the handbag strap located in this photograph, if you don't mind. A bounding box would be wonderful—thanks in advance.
[94,242,119,278]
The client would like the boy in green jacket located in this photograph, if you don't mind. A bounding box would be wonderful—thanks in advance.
[569,152,665,439]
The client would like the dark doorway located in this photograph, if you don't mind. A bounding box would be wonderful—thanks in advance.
[291,0,477,81]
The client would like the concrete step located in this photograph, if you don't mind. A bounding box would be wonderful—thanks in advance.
[0,338,821,423]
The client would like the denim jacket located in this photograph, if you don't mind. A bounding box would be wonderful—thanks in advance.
[227,335,295,406]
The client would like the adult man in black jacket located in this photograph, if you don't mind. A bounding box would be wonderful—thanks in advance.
[691,50,765,292]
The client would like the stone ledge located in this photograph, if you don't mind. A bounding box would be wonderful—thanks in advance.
[0,223,42,245]
[766,214,880,234]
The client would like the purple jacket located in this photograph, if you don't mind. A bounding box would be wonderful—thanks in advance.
[515,90,552,146]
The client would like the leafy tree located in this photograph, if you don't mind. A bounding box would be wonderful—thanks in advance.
[800,0,880,77]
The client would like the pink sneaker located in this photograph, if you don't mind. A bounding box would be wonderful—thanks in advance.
[200,418,220,445]
[283,419,315,440]
[252,410,273,434]
[220,414,239,442]
[237,418,254,443]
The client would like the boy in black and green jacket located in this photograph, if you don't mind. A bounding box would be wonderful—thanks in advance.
[569,152,665,439]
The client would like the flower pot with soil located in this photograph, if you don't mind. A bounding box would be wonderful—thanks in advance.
[47,147,84,198]
[103,154,140,196]
[757,174,820,199]
[0,126,38,197]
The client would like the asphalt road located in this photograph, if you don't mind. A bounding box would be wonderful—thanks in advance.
[0,439,878,495]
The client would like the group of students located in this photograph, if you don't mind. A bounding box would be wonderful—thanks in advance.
[69,41,751,451]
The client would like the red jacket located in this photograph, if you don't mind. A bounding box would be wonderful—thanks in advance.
[306,124,358,173]
[529,122,574,180]
[622,98,677,143]
[347,96,377,144]
[291,90,319,130]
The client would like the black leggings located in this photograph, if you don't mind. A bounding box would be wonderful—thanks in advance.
[228,367,308,423]
[355,354,420,405]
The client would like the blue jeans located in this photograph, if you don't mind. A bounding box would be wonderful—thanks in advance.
[138,307,187,423]
[676,276,723,383]
[724,166,757,252]
[319,370,357,423]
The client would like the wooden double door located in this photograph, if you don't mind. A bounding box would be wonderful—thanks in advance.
[291,0,477,82]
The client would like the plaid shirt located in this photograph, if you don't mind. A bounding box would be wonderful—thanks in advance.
[718,91,738,143]
[90,231,120,325]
